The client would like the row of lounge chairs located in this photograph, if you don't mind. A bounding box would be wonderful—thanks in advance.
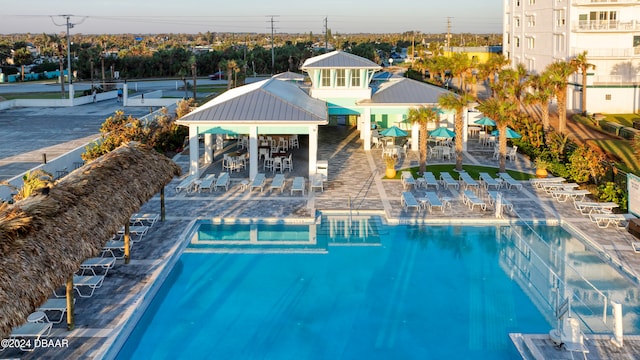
[405,171,523,192]
[173,172,319,196]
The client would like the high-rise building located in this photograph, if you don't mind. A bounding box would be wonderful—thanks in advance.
[503,0,640,113]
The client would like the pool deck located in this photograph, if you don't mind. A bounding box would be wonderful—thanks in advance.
[2,119,640,359]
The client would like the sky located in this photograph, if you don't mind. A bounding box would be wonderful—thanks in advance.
[1,0,502,35]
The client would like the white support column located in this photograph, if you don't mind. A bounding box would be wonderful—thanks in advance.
[188,125,200,177]
[411,122,419,151]
[249,126,258,179]
[363,107,372,150]
[308,125,318,177]
[216,134,223,151]
[204,134,213,164]
[68,84,75,106]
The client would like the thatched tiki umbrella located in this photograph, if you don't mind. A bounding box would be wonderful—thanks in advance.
[0,142,181,339]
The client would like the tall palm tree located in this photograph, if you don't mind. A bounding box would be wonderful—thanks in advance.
[439,92,475,171]
[223,59,239,89]
[477,97,517,173]
[450,52,473,94]
[545,60,576,134]
[407,105,440,174]
[478,54,509,97]
[570,51,596,115]
[524,73,554,131]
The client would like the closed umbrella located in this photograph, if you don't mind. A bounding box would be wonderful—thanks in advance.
[491,127,522,139]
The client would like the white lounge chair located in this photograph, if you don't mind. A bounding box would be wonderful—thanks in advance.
[574,201,618,215]
[401,191,420,212]
[462,190,487,210]
[459,172,480,191]
[422,172,439,190]
[101,240,126,259]
[130,213,159,227]
[198,174,216,193]
[270,174,286,193]
[310,173,324,192]
[291,177,305,196]
[551,188,590,202]
[72,275,105,298]
[78,257,116,276]
[401,171,416,190]
[249,173,266,192]
[214,172,230,191]
[440,172,459,190]
[37,298,74,324]
[487,191,513,212]
[9,322,52,350]
[479,172,502,190]
[498,172,523,191]
[175,174,197,193]
[421,191,448,213]
[589,213,630,228]
[529,176,566,189]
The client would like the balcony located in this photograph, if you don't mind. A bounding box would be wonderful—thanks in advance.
[573,0,640,5]
[573,20,640,32]
[592,74,640,85]
[572,47,640,57]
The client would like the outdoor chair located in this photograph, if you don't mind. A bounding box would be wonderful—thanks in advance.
[8,322,52,350]
[498,173,523,191]
[214,172,230,191]
[479,172,502,190]
[175,174,197,193]
[270,174,286,193]
[198,174,216,193]
[462,190,487,211]
[487,191,513,212]
[291,177,305,196]
[37,298,75,324]
[401,191,420,212]
[78,257,116,276]
[249,173,267,192]
[440,172,459,190]
[459,172,480,191]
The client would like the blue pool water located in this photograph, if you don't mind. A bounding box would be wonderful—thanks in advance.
[116,220,639,359]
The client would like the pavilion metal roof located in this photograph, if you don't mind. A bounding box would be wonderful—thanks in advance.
[361,78,452,105]
[177,78,327,124]
[300,50,381,69]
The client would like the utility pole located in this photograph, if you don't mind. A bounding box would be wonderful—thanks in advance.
[267,15,278,74]
[324,17,329,53]
[446,17,453,54]
[51,15,85,97]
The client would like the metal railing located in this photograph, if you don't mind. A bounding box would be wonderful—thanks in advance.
[499,219,617,335]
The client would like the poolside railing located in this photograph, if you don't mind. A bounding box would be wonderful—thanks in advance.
[499,220,618,336]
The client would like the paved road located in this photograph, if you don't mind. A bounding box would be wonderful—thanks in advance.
[0,99,152,180]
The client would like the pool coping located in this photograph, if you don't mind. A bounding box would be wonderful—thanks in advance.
[99,219,198,360]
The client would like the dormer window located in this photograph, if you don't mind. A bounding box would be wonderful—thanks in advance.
[336,69,346,87]
[321,69,331,87]
[351,70,361,87]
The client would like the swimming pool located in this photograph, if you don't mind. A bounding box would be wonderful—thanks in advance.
[115,218,640,359]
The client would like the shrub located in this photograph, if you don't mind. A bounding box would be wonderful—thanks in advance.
[596,182,628,212]
[567,145,607,184]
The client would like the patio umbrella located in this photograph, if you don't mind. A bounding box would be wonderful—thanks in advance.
[380,126,408,137]
[202,127,238,136]
[429,126,455,138]
[491,127,522,139]
[474,116,496,130]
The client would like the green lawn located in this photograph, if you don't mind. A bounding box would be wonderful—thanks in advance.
[590,139,640,174]
[388,164,535,180]
[604,114,640,128]
[0,92,79,100]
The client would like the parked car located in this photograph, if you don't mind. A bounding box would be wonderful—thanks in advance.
[208,71,224,80]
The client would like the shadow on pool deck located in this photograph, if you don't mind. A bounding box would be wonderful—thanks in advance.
[7,126,640,360]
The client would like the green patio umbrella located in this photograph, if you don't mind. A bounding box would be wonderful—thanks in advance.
[202,127,238,136]
[491,127,522,139]
[380,126,408,137]
[474,116,496,129]
[429,126,455,138]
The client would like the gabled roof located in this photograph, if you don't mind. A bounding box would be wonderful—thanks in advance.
[360,78,452,105]
[301,50,381,70]
[177,78,326,123]
[272,71,305,81]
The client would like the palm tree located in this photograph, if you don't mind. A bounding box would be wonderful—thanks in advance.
[407,106,440,174]
[570,51,595,115]
[524,74,554,131]
[223,59,239,89]
[449,52,473,94]
[438,92,475,171]
[545,60,576,134]
[478,54,509,97]
[477,97,517,173]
